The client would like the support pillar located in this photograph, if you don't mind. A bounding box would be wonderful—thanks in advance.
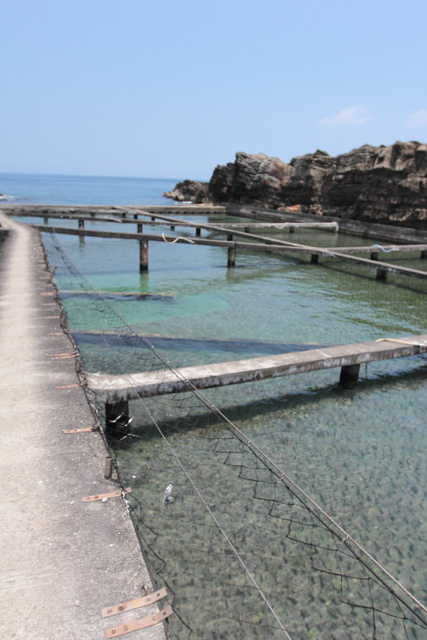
[244,227,250,233]
[227,234,236,268]
[170,225,175,231]
[133,213,138,220]
[376,268,387,281]
[139,239,149,272]
[370,251,379,261]
[289,226,295,233]
[137,222,143,233]
[78,219,85,245]
[228,246,236,267]
[44,216,48,224]
[196,227,201,237]
[340,364,360,385]
[311,253,319,264]
[421,250,427,259]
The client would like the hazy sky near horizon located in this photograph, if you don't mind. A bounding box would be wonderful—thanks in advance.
[2,0,426,180]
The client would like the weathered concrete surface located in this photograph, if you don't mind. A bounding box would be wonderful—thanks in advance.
[0,214,166,640]
[88,335,427,402]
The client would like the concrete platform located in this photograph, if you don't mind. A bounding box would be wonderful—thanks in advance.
[0,214,167,640]
[88,335,427,403]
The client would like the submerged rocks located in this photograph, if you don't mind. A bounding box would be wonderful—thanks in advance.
[166,141,427,224]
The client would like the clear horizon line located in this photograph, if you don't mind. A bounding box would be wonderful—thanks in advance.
[0,170,210,183]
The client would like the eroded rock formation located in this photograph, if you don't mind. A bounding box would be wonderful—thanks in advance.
[163,179,210,203]
[164,141,427,223]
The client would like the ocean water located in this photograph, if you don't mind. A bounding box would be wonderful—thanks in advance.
[0,171,179,205]
[6,174,427,638]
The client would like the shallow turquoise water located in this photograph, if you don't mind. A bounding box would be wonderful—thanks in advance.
[33,216,427,638]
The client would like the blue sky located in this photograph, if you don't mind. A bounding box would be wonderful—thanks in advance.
[2,0,426,180]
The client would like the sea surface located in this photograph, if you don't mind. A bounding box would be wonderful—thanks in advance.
[5,173,427,639]
[0,171,179,205]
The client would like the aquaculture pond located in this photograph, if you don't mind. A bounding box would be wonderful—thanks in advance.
[32,213,427,639]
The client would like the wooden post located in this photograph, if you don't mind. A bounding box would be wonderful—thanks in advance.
[139,239,149,272]
[289,226,295,233]
[370,251,379,261]
[121,212,127,219]
[170,225,175,231]
[244,227,250,233]
[421,250,427,259]
[340,363,360,385]
[78,218,85,244]
[311,253,319,264]
[137,222,143,234]
[227,234,236,268]
[376,268,387,281]
[196,227,201,237]
[133,213,138,220]
[44,216,48,224]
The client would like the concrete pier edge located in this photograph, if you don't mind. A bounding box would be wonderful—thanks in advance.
[0,214,167,640]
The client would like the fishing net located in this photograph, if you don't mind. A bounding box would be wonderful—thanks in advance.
[43,229,426,640]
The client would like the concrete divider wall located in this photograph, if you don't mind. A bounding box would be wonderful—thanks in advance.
[226,203,427,244]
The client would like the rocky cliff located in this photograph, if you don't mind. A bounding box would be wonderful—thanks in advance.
[164,141,427,224]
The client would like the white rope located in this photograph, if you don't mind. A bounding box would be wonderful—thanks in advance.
[161,232,195,245]
[371,243,396,253]
[376,337,427,348]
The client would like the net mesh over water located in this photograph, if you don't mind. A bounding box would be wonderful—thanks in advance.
[45,230,426,640]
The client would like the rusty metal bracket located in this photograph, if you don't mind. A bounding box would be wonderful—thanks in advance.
[104,606,173,638]
[50,351,77,359]
[101,588,167,618]
[56,383,81,389]
[82,488,131,502]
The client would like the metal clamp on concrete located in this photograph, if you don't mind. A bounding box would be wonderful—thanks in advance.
[101,587,168,618]
[81,488,131,503]
[103,606,173,638]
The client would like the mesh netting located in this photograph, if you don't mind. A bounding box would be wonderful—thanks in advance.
[44,230,426,640]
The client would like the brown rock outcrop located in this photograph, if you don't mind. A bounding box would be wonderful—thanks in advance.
[163,179,210,203]
[166,141,427,223]
[320,142,427,222]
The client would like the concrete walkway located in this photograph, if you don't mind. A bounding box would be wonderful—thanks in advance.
[0,215,166,639]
